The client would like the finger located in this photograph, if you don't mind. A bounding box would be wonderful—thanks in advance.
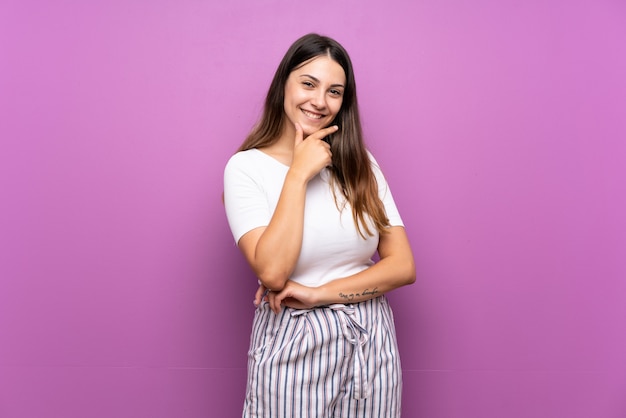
[307,125,339,142]
[294,123,304,146]
[268,291,282,314]
[282,297,305,310]
[254,284,267,307]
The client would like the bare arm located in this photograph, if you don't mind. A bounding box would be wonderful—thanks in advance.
[265,226,415,313]
[237,124,338,291]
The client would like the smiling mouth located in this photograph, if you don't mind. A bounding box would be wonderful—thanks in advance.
[301,109,325,120]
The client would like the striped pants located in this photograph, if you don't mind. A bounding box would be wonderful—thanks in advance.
[242,296,402,418]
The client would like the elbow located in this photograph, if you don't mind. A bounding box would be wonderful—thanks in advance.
[257,269,290,291]
[406,271,416,285]
[403,274,416,286]
[403,259,417,286]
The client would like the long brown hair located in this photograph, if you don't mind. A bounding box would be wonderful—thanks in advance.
[238,33,389,237]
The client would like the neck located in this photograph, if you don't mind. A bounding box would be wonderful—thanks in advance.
[273,122,296,151]
[256,123,296,166]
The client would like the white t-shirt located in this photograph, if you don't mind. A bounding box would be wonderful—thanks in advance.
[223,148,404,287]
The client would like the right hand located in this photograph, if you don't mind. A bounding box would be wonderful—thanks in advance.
[290,123,339,182]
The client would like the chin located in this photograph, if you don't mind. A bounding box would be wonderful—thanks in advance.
[303,126,317,136]
[302,122,330,135]
[299,124,316,136]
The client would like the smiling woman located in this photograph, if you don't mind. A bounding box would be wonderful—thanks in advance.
[282,56,346,137]
[223,33,415,418]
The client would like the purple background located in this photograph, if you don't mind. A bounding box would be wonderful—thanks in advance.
[1,0,625,417]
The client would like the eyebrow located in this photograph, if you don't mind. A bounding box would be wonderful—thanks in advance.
[299,74,345,88]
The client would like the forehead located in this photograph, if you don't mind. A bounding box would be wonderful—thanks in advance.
[291,56,346,84]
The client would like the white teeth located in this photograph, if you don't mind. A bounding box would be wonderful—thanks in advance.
[302,109,323,119]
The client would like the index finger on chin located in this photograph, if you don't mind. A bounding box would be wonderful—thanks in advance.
[310,125,339,142]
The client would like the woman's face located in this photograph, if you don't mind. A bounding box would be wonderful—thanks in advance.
[283,55,346,136]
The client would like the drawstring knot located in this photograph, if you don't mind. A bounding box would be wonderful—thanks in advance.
[291,304,370,399]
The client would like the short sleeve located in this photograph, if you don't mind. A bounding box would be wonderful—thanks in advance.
[223,152,272,244]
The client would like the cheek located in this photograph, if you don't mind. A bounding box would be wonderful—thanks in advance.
[285,83,307,102]
[283,92,299,115]
[331,101,343,117]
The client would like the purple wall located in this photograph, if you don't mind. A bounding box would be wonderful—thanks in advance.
[1,1,625,417]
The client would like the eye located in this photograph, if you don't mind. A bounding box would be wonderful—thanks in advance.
[329,89,343,97]
[302,81,315,88]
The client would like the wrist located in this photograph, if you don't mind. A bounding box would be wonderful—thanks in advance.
[314,283,331,307]
[286,166,312,185]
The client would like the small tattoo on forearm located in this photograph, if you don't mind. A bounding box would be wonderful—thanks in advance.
[362,287,379,296]
[339,287,379,302]
[338,292,355,301]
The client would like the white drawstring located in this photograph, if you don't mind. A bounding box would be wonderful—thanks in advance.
[291,304,370,399]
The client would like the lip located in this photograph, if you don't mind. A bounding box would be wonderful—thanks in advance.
[300,108,326,120]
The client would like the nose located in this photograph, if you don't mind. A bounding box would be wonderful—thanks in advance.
[310,89,327,110]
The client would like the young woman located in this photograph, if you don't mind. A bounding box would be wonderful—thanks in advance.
[223,33,415,418]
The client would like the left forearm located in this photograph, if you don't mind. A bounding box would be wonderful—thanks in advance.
[267,226,416,313]
[315,255,415,305]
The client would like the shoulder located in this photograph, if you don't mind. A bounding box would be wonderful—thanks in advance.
[365,149,394,193]
[224,149,271,179]
[224,148,289,191]
[365,149,384,177]
[224,149,263,190]
[225,149,259,171]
